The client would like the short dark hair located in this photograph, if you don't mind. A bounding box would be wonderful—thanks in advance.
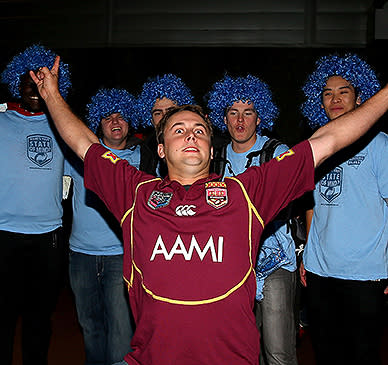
[156,104,213,145]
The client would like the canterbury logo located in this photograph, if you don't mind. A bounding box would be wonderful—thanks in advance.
[175,205,196,216]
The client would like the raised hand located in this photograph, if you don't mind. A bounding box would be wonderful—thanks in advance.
[29,55,61,101]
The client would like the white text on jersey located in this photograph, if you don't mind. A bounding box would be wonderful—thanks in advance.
[150,235,224,262]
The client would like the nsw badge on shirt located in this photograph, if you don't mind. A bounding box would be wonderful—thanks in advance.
[148,190,173,210]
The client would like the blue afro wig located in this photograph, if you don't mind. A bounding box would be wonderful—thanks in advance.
[1,44,72,100]
[206,74,279,133]
[301,53,381,128]
[135,74,195,127]
[86,88,137,133]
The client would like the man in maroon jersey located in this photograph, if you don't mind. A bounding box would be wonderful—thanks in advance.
[30,57,388,365]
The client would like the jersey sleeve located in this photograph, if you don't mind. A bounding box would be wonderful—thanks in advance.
[83,143,147,224]
[236,140,315,225]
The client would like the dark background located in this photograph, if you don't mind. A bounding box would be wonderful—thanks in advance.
[1,0,388,145]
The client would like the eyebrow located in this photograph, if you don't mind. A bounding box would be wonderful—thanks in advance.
[323,85,352,92]
[169,121,207,130]
[228,107,256,112]
[152,106,175,114]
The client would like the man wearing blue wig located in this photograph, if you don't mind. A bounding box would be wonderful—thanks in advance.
[136,74,195,176]
[300,54,388,365]
[207,74,299,365]
[0,44,71,365]
[65,88,140,365]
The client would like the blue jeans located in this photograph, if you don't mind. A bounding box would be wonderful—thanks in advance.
[255,268,298,365]
[69,251,133,365]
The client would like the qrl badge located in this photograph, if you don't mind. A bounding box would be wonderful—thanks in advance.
[27,134,53,167]
[205,182,228,209]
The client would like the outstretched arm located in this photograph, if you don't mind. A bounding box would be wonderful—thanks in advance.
[308,85,388,167]
[30,56,99,160]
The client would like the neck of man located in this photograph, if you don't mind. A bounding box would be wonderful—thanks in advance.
[19,101,43,114]
[167,165,211,186]
[102,137,127,150]
[231,134,257,154]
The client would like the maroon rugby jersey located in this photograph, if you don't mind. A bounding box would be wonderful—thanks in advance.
[84,141,314,365]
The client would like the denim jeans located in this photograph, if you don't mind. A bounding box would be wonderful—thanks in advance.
[0,228,66,365]
[255,268,298,365]
[69,251,133,365]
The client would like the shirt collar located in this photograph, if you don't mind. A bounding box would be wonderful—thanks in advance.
[159,172,221,189]
[6,102,45,116]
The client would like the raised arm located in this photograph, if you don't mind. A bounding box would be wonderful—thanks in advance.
[308,84,388,167]
[30,56,99,160]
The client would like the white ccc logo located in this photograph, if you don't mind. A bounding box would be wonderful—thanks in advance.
[175,205,196,216]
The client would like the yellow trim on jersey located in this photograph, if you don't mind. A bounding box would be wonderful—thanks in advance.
[120,178,161,288]
[131,260,254,305]
[120,178,161,227]
[226,176,265,229]
[123,177,260,305]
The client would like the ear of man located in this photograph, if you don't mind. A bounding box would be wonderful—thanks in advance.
[157,144,165,159]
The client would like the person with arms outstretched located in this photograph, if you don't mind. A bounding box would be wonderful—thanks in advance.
[31,56,388,365]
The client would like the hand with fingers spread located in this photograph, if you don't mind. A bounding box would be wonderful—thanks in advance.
[28,54,98,160]
[29,55,61,101]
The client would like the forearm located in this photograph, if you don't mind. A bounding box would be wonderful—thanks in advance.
[309,85,388,167]
[45,91,99,160]
[305,209,313,239]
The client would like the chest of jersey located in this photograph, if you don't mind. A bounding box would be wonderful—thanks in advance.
[123,179,263,305]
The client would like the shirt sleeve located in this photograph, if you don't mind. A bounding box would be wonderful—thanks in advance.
[64,159,71,176]
[236,140,315,225]
[83,143,148,223]
[374,133,388,199]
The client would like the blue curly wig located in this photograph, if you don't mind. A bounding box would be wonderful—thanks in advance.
[135,74,195,127]
[206,74,279,133]
[1,44,72,100]
[86,88,137,133]
[301,53,381,128]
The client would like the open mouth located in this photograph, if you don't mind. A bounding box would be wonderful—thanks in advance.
[183,146,199,152]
